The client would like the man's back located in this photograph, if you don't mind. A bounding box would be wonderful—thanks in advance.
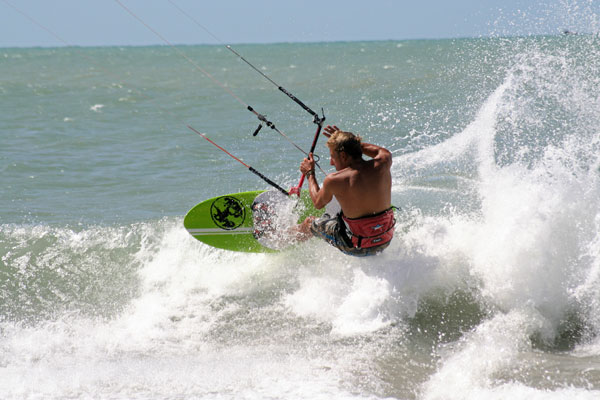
[324,143,392,218]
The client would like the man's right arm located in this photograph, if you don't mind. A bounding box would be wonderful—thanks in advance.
[361,142,392,166]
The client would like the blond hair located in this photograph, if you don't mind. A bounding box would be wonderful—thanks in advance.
[326,129,363,159]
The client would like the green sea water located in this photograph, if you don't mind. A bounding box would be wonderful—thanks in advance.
[3,33,600,399]
[1,39,507,225]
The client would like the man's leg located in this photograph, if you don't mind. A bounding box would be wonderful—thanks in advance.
[289,216,316,242]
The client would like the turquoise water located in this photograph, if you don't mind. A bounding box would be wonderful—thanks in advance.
[1,39,506,225]
[3,33,600,399]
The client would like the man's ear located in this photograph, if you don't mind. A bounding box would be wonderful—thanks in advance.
[339,151,349,164]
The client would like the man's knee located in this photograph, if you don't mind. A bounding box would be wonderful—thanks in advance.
[300,216,316,234]
[291,216,315,242]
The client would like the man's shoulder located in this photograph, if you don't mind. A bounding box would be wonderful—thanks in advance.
[322,169,351,191]
[326,168,353,182]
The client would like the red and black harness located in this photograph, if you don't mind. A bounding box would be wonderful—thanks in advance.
[339,207,397,249]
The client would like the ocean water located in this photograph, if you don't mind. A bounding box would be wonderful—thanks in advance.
[3,20,600,400]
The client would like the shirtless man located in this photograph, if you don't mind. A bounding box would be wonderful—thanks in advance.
[297,125,394,256]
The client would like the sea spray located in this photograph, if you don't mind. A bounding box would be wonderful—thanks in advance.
[0,223,142,323]
[4,30,600,400]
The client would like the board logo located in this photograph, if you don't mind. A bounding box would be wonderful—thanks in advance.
[210,196,246,230]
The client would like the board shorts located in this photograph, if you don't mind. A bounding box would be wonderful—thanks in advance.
[310,208,395,257]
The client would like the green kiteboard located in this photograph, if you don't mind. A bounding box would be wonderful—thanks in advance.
[184,189,323,253]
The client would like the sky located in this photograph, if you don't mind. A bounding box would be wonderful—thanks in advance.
[0,0,598,48]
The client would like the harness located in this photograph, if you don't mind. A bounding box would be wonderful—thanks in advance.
[341,207,397,249]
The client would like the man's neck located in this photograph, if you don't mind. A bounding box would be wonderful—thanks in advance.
[346,157,365,170]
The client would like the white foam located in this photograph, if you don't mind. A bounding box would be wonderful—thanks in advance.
[285,267,391,336]
[392,76,512,179]
[0,221,384,399]
[390,42,600,336]
[422,309,540,398]
[422,309,600,400]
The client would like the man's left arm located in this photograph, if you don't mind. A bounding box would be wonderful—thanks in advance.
[300,153,334,209]
[307,174,334,209]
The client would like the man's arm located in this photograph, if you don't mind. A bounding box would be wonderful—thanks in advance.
[361,142,392,166]
[307,173,334,210]
[323,125,392,166]
[300,153,334,210]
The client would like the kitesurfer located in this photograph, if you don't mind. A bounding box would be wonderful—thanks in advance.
[296,125,394,256]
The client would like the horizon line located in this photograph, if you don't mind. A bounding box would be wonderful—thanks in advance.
[0,31,585,50]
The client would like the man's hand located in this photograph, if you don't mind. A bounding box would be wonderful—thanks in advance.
[323,125,340,138]
[300,153,316,175]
